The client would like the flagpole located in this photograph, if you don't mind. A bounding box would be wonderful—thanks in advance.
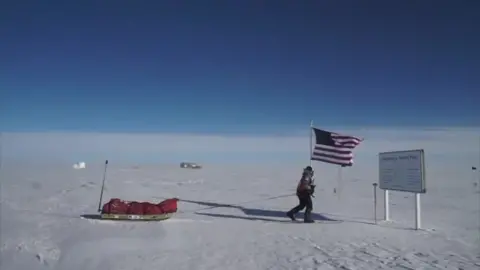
[338,164,346,200]
[478,136,480,244]
[309,120,313,166]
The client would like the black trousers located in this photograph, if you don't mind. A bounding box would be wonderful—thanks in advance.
[290,192,313,214]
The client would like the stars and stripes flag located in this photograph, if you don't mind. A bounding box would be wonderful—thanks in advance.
[310,127,363,167]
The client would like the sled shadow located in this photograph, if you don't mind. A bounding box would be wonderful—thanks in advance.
[80,214,103,220]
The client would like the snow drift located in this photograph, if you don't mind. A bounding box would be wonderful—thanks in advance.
[1,163,479,270]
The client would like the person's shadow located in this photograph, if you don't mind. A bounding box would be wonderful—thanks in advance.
[180,198,343,223]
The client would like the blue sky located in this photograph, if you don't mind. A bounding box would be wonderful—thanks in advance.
[1,1,479,134]
[1,2,479,166]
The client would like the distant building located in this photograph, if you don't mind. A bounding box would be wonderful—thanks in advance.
[73,162,86,169]
[180,162,202,169]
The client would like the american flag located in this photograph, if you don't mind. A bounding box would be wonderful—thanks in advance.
[310,127,363,167]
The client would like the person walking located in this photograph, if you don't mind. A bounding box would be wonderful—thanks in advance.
[286,166,316,223]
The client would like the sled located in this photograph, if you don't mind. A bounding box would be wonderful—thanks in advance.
[100,213,174,221]
[99,197,179,222]
[95,161,179,222]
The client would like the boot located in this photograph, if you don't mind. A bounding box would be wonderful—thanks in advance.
[286,210,296,221]
[304,210,314,223]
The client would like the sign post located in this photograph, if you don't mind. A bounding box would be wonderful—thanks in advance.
[378,149,426,230]
[384,189,390,221]
[415,193,421,230]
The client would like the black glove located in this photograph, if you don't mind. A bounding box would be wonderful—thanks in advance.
[310,185,316,195]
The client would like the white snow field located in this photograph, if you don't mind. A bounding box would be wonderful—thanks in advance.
[1,161,479,270]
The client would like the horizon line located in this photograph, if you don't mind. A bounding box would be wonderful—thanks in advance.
[1,125,479,136]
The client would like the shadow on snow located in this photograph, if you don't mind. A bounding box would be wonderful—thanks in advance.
[180,198,343,224]
[178,199,430,231]
[80,214,103,220]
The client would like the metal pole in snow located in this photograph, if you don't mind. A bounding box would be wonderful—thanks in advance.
[373,183,378,224]
[97,160,109,212]
[415,193,421,230]
[384,189,390,221]
[337,166,343,200]
[473,166,478,189]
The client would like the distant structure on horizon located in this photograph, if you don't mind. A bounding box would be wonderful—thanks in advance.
[180,162,202,169]
[73,162,86,169]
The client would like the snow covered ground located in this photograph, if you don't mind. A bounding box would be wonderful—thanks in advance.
[1,161,479,270]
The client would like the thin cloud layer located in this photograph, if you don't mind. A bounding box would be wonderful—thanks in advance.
[1,127,479,165]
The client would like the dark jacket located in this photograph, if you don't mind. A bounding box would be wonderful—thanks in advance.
[296,172,315,196]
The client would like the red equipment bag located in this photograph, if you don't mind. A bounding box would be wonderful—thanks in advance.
[101,198,179,215]
[143,203,164,215]
[102,198,129,214]
[126,201,145,215]
[157,198,179,214]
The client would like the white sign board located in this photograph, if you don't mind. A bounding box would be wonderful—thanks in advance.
[378,149,426,193]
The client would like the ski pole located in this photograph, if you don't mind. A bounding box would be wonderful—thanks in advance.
[97,160,109,212]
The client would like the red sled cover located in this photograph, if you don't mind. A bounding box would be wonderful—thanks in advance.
[126,202,145,215]
[158,198,179,214]
[102,198,179,215]
[101,198,129,214]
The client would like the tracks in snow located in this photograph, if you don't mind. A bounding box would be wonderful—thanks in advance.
[288,235,477,270]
